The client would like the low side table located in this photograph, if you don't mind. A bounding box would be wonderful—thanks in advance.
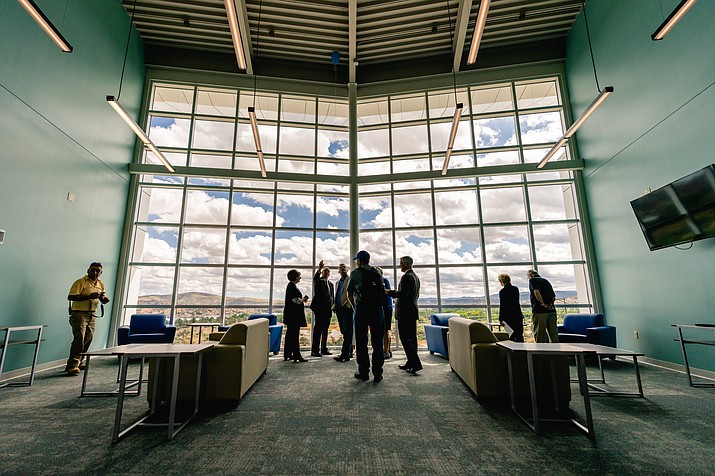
[81,345,146,397]
[569,344,645,397]
[0,325,47,388]
[672,324,715,388]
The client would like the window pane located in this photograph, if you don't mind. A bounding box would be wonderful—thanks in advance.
[480,187,526,223]
[151,85,194,113]
[239,93,279,120]
[359,195,392,229]
[523,146,569,164]
[235,122,277,154]
[434,190,479,225]
[394,229,435,265]
[519,111,564,145]
[278,158,314,174]
[393,192,433,227]
[537,263,592,306]
[358,129,389,158]
[528,184,577,221]
[476,150,520,167]
[483,225,531,262]
[392,124,429,156]
[436,227,482,264]
[231,191,274,226]
[533,223,583,262]
[281,96,315,123]
[176,267,223,305]
[126,265,175,305]
[515,80,560,109]
[430,119,472,153]
[432,153,475,173]
[195,88,236,116]
[143,151,187,168]
[358,160,391,176]
[192,118,235,150]
[316,231,350,265]
[318,99,348,126]
[317,160,349,176]
[229,230,273,265]
[274,231,313,265]
[149,116,191,148]
[393,158,430,173]
[181,228,227,264]
[276,194,314,228]
[136,187,183,223]
[486,266,532,305]
[184,190,230,225]
[132,225,178,263]
[439,267,484,304]
[316,196,349,229]
[470,85,514,114]
[428,89,469,118]
[473,116,517,149]
[391,94,426,122]
[357,99,388,125]
[359,231,394,267]
[317,129,349,158]
[188,154,231,186]
[279,125,315,156]
[226,267,271,303]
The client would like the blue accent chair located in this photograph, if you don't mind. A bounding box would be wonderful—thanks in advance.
[424,313,461,357]
[218,314,283,355]
[557,313,616,348]
[117,314,176,345]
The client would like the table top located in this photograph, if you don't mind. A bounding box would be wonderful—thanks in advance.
[496,341,588,354]
[569,343,644,356]
[84,343,214,357]
[1,325,47,331]
[672,324,715,330]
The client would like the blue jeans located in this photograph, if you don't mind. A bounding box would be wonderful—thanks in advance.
[354,304,384,377]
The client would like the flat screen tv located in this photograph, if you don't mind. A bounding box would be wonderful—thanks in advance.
[630,164,715,251]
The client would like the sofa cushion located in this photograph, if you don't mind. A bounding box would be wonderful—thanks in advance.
[469,321,498,343]
[248,313,278,326]
[562,313,604,335]
[130,314,167,333]
[430,313,461,327]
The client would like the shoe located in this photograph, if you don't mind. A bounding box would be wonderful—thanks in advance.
[294,358,308,363]
[333,355,347,362]
[373,375,383,383]
[321,350,333,355]
[284,357,291,361]
[66,367,80,376]
[398,364,411,371]
[310,352,323,357]
[79,362,86,370]
[406,366,423,373]
[354,372,369,381]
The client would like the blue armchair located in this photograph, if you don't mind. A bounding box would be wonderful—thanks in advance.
[425,313,461,357]
[117,314,176,345]
[219,314,283,355]
[557,313,616,348]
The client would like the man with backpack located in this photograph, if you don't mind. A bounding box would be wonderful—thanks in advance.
[347,250,385,383]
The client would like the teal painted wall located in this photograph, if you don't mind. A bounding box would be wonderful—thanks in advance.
[566,0,715,371]
[0,1,144,372]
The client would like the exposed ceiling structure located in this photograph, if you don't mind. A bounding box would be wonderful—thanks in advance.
[122,0,584,84]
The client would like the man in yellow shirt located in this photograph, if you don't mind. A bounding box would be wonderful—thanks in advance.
[65,262,110,375]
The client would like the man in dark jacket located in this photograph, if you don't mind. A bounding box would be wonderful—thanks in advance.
[388,256,422,373]
[310,260,335,356]
[498,273,524,342]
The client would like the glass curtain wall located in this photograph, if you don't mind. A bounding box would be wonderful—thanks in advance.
[123,77,593,346]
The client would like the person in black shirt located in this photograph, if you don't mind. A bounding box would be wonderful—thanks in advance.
[527,269,558,343]
[497,273,524,342]
[283,270,309,362]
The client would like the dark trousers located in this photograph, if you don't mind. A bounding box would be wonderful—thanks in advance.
[283,324,303,360]
[354,305,384,377]
[397,318,421,370]
[336,307,354,358]
[311,311,331,353]
[506,319,525,342]
[66,311,95,370]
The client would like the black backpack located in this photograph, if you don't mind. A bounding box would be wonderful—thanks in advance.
[358,267,385,309]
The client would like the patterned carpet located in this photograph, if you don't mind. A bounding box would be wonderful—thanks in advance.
[0,349,712,475]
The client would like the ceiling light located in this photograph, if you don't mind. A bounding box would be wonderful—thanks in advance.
[537,87,613,169]
[17,0,73,52]
[467,0,490,65]
[441,103,464,176]
[224,0,247,70]
[248,107,267,178]
[106,96,175,173]
[651,0,698,41]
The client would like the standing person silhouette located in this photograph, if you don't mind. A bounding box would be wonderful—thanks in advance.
[283,269,309,362]
[498,273,524,342]
[333,263,354,362]
[527,269,558,343]
[388,256,422,373]
[310,260,334,357]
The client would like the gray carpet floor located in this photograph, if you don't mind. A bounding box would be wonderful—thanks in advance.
[0,350,713,475]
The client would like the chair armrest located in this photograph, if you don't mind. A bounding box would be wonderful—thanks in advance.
[586,326,617,347]
[165,326,177,341]
[117,326,130,345]
[557,324,565,333]
[493,332,510,341]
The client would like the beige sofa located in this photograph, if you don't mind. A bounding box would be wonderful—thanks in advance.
[148,318,270,405]
[448,317,571,406]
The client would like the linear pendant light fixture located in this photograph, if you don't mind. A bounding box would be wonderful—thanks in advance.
[224,0,247,70]
[18,0,73,52]
[537,86,613,168]
[106,96,175,173]
[248,107,267,177]
[466,0,490,65]
[651,0,698,41]
[441,103,464,175]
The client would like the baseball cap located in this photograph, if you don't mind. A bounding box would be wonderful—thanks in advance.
[353,250,370,261]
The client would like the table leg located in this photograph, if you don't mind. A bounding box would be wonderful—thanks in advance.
[190,327,196,345]
[527,353,540,434]
[28,327,43,386]
[633,356,644,397]
[80,355,92,396]
[194,353,204,414]
[0,329,10,385]
[575,353,595,439]
[167,355,181,439]
[506,351,516,412]
[112,355,130,443]
[677,328,694,386]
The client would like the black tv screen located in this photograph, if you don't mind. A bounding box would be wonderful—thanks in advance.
[630,164,715,251]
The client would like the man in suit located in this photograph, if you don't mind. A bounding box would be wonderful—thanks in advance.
[333,263,354,362]
[388,256,422,373]
[310,260,335,356]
